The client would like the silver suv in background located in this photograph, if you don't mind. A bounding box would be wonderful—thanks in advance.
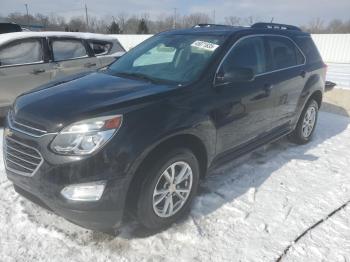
[0,31,125,116]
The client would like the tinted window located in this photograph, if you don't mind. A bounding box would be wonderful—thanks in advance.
[267,36,304,70]
[221,36,267,75]
[295,36,322,63]
[89,41,112,56]
[0,39,42,66]
[52,39,87,61]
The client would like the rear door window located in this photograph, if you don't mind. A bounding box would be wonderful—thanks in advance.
[52,39,88,61]
[88,41,112,56]
[221,36,267,75]
[0,39,43,66]
[266,36,305,71]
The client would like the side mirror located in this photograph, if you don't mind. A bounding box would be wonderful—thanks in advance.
[215,67,255,85]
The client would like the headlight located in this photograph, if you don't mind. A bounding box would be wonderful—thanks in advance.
[51,115,122,155]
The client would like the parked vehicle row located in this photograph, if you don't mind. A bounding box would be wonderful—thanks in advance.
[0,31,125,116]
[3,23,325,234]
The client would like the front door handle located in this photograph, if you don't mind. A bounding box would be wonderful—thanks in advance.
[31,69,46,75]
[84,62,97,68]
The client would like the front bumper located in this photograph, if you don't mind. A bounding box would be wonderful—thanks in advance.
[3,125,132,232]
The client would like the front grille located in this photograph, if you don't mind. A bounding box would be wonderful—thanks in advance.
[8,112,47,137]
[4,137,43,177]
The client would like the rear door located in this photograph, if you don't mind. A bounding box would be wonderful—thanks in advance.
[0,38,54,108]
[49,38,99,79]
[213,36,276,154]
[265,35,306,128]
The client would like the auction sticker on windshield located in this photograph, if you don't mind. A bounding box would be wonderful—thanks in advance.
[191,41,219,51]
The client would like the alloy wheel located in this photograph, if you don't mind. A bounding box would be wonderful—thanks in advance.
[152,161,193,218]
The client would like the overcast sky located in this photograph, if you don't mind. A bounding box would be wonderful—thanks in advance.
[1,0,350,26]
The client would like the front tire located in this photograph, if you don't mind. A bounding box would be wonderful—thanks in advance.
[136,148,199,230]
[289,99,319,144]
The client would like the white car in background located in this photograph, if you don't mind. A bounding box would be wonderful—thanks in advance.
[0,31,125,116]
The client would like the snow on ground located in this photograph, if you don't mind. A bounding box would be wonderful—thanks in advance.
[327,63,350,88]
[1,112,350,262]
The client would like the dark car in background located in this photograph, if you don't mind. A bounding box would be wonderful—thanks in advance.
[3,23,326,233]
[0,23,22,34]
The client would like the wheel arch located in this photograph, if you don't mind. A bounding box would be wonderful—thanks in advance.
[124,133,209,213]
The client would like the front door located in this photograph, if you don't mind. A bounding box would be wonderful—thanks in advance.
[0,38,54,109]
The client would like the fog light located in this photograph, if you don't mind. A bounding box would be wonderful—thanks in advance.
[61,181,106,201]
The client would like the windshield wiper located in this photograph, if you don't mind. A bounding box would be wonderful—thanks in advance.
[114,72,159,83]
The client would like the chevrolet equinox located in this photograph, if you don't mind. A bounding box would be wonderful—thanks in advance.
[3,23,326,233]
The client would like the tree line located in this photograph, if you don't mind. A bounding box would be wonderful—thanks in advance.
[1,12,350,34]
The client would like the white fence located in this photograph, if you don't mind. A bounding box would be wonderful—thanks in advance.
[311,34,350,64]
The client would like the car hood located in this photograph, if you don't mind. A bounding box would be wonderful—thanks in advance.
[12,71,174,132]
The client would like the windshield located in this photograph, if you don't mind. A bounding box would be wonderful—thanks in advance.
[108,34,226,84]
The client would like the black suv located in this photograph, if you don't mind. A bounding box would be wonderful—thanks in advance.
[3,23,326,233]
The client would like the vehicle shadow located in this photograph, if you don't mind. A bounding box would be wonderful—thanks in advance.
[18,112,350,243]
[120,112,350,239]
[321,102,350,117]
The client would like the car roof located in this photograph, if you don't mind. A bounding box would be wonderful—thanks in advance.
[160,23,310,38]
[0,31,120,46]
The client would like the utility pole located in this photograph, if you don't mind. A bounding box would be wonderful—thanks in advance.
[24,4,29,27]
[213,9,216,24]
[85,4,89,31]
[173,8,177,29]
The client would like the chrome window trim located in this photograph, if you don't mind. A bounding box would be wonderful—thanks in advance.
[0,60,45,69]
[4,136,44,177]
[53,55,89,63]
[214,34,307,85]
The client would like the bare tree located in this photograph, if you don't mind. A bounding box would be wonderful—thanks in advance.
[225,16,241,26]
[307,18,325,33]
[116,13,128,33]
[182,12,212,28]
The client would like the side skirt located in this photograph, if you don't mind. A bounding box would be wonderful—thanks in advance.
[209,125,292,171]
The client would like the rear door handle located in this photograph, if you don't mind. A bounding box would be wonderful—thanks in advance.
[251,84,273,101]
[300,70,306,78]
[31,69,46,75]
[263,84,273,96]
[84,62,97,68]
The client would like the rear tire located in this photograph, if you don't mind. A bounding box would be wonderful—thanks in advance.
[136,148,199,230]
[288,99,319,144]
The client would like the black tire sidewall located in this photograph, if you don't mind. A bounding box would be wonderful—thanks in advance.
[136,148,200,229]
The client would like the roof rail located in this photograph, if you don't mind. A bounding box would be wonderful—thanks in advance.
[251,22,302,31]
[192,24,231,28]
